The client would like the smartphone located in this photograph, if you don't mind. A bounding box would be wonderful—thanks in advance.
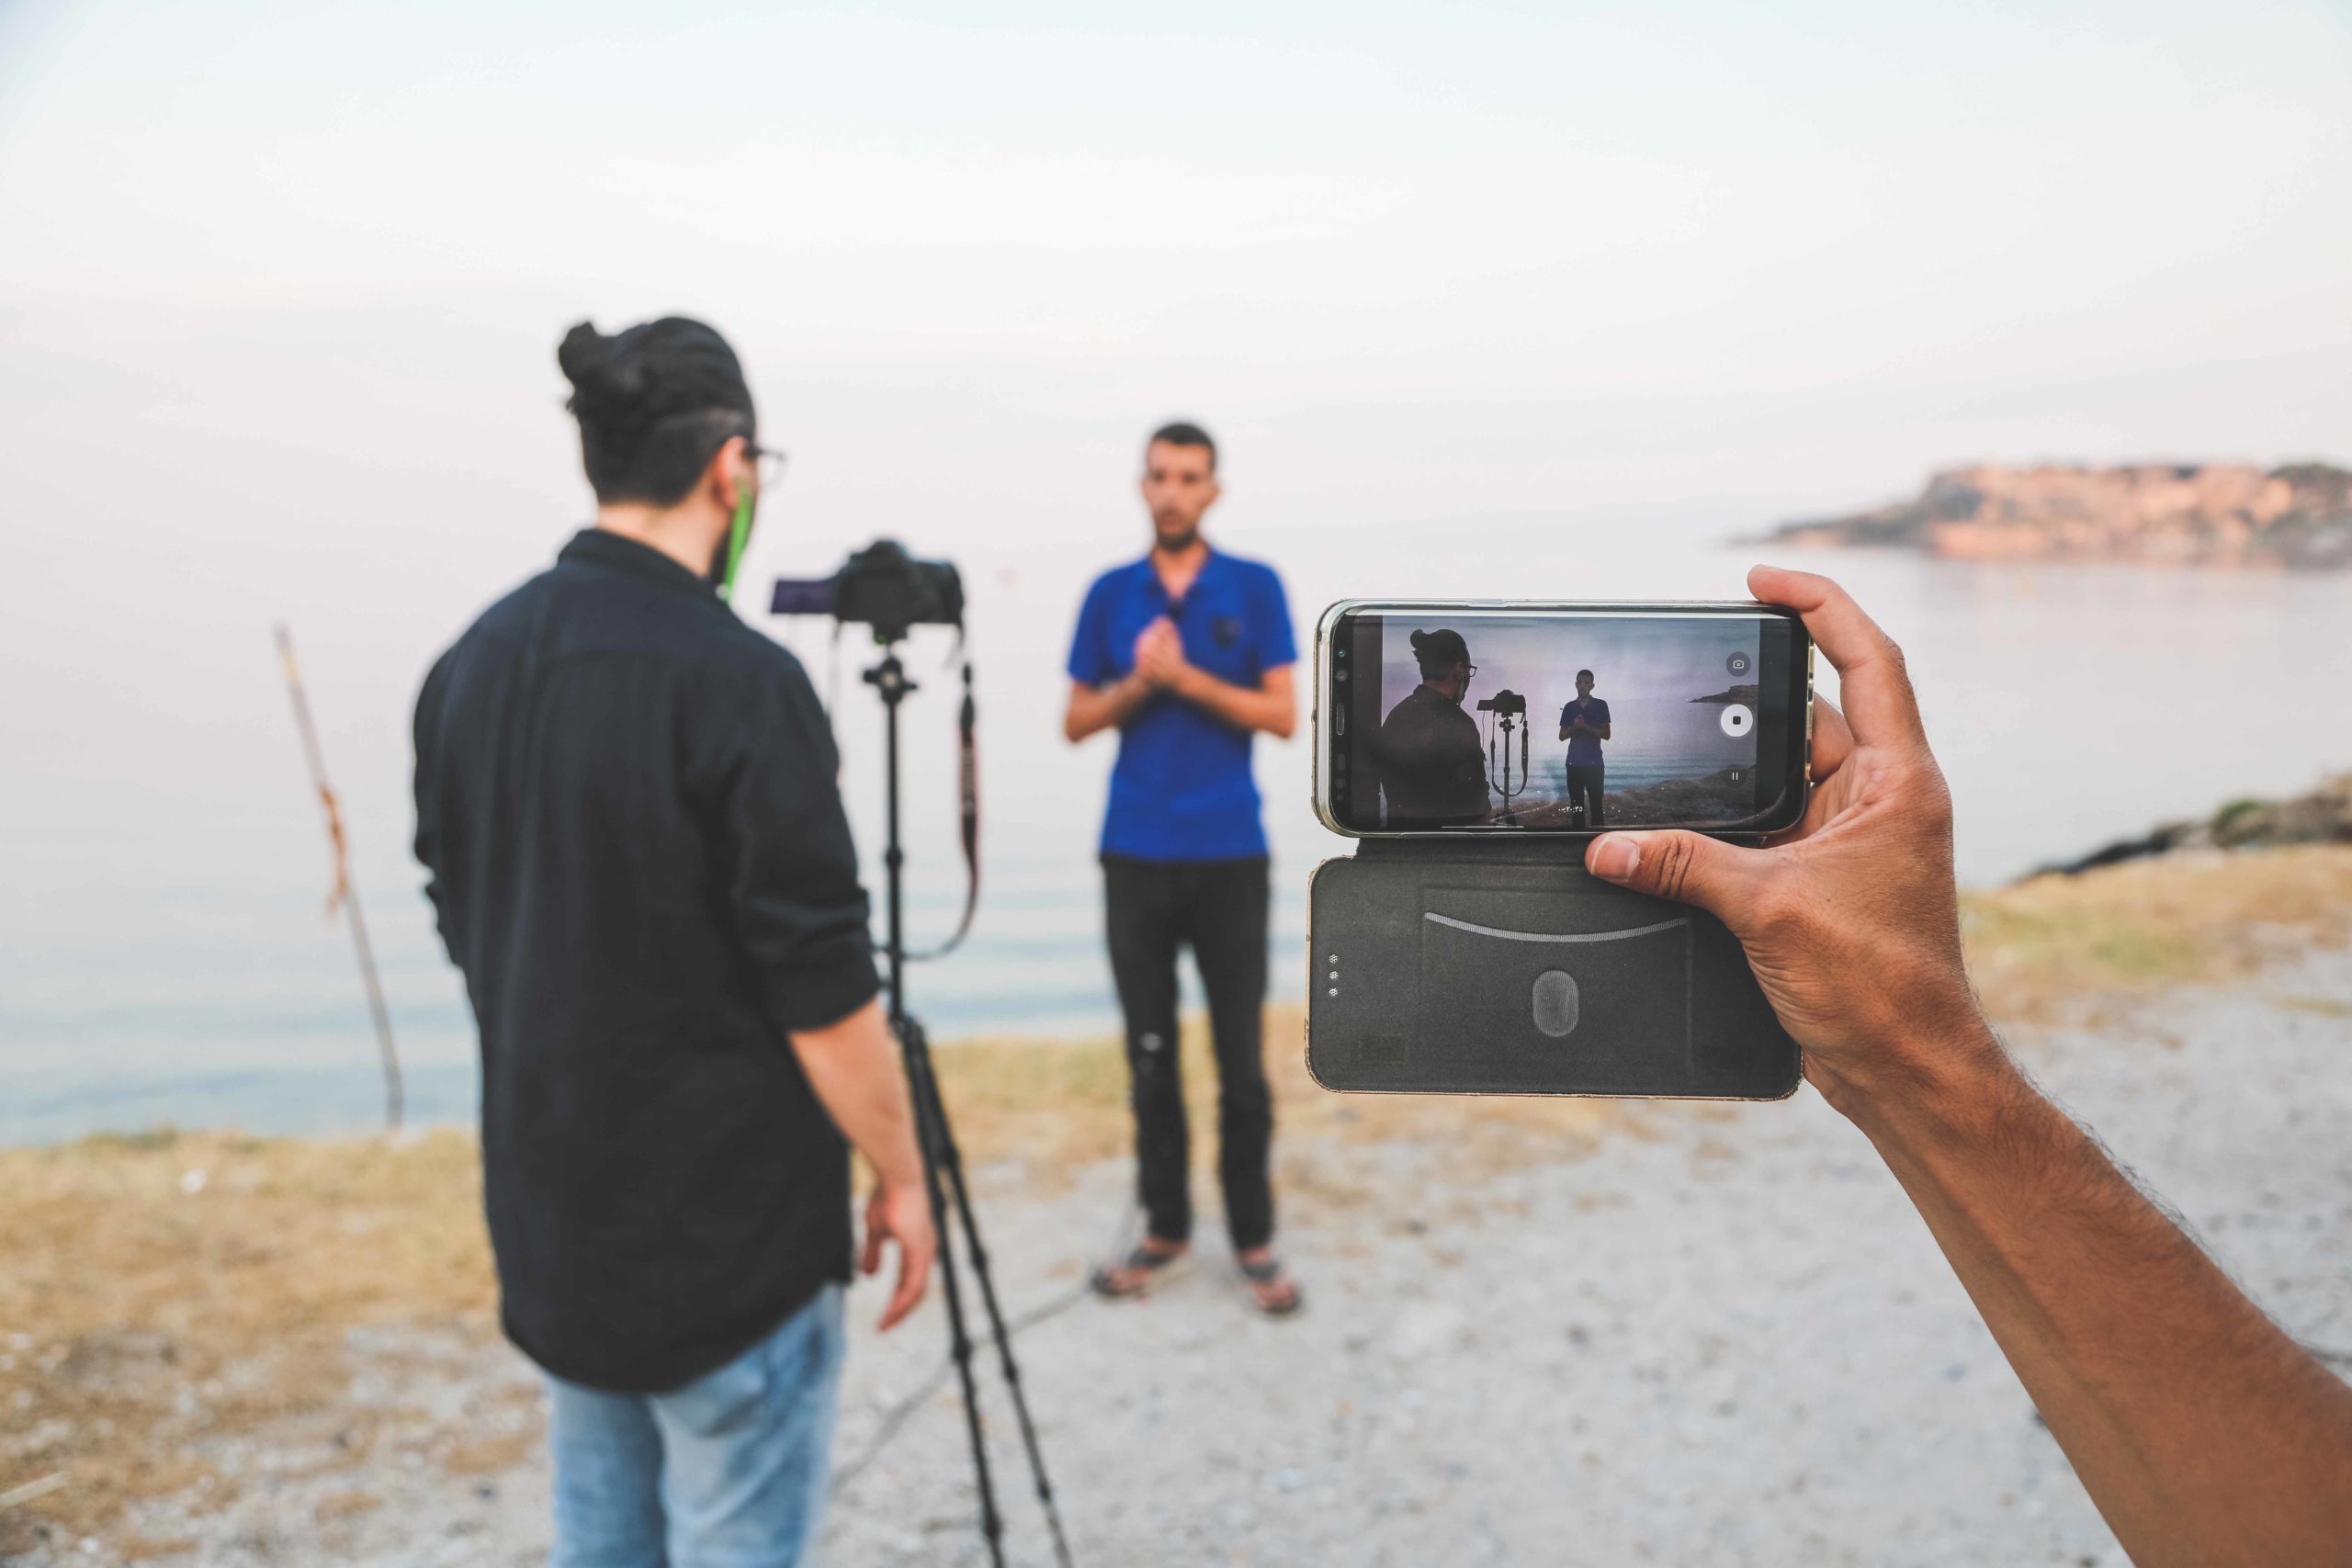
[1314,601,1813,838]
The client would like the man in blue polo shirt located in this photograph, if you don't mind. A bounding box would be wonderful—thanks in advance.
[1558,667,1611,828]
[1063,421,1302,1316]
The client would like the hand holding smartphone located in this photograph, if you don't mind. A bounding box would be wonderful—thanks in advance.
[1306,600,1812,1100]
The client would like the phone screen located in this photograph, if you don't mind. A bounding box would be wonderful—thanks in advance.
[1324,605,1807,834]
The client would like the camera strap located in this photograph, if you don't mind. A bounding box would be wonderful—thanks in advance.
[905,654,980,963]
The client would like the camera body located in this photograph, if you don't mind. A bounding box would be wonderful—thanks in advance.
[773,539,964,644]
[1474,689,1528,716]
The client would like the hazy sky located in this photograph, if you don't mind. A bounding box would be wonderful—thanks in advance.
[4,0,2348,922]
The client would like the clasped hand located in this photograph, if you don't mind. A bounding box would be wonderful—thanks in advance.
[1132,616,1191,688]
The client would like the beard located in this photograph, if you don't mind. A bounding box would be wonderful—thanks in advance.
[1152,514,1199,554]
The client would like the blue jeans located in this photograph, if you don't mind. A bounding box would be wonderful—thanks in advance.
[548,1285,847,1568]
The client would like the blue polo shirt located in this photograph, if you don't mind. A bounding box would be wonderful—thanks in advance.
[1067,550,1296,862]
[1559,695,1611,767]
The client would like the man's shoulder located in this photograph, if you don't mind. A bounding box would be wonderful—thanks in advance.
[1080,557,1153,601]
[432,567,556,671]
[1212,551,1286,595]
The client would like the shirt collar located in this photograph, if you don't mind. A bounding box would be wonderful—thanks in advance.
[560,527,723,604]
[1135,547,1222,603]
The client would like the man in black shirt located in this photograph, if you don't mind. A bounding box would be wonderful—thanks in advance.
[1375,627,1492,826]
[413,317,932,1566]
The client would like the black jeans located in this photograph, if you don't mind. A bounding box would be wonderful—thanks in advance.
[1101,854,1274,1251]
[1565,762,1605,828]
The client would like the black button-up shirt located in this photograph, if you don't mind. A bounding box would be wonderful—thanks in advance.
[413,528,878,1392]
[1375,684,1492,825]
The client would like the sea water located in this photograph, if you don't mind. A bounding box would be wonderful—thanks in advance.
[4,522,2346,1145]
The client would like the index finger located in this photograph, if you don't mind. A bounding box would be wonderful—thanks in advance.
[1747,564,1927,750]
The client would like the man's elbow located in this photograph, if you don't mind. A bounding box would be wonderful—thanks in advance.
[1063,709,1090,744]
[1266,710,1297,741]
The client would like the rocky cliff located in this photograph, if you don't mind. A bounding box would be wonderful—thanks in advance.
[2037,773,2352,877]
[1766,462,2352,569]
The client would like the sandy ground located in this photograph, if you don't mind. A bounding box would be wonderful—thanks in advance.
[22,949,2352,1561]
[17,948,2348,1567]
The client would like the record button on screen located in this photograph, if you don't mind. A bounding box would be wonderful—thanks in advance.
[1720,705,1753,738]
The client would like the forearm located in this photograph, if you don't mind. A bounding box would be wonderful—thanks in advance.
[1065,674,1155,741]
[1848,1027,2352,1566]
[788,997,924,1190]
[1170,667,1294,738]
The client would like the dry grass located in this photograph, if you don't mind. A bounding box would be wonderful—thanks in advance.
[5,843,2347,1551]
[1962,844,2352,1026]
[0,1130,495,1549]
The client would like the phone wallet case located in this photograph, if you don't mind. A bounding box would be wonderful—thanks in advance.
[1305,839,1802,1100]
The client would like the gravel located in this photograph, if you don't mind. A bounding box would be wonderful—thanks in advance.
[22,953,2351,1567]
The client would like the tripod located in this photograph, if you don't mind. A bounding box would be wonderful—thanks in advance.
[1485,706,1531,825]
[864,646,1073,1568]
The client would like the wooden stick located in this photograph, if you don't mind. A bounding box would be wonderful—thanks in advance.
[0,1472,68,1511]
[274,625,404,1133]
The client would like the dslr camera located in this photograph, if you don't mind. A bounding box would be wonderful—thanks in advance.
[772,539,964,644]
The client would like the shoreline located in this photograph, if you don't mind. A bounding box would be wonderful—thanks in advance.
[14,781,2349,1153]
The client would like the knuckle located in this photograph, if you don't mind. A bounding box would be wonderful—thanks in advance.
[1656,834,1720,906]
[1648,835,1697,901]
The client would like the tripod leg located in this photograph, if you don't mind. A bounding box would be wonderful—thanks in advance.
[904,1021,1007,1568]
[904,1018,1077,1568]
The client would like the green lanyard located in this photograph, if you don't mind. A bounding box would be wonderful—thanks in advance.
[718,488,753,604]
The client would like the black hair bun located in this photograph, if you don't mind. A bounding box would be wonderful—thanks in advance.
[1409,629,1431,655]
[554,316,755,502]
[557,321,649,418]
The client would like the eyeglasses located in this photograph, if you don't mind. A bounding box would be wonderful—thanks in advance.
[1463,663,1478,680]
[748,443,788,488]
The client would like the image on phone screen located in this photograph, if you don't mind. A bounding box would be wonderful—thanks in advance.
[1324,606,1806,834]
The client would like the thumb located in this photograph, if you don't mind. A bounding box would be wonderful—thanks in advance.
[1584,830,1754,917]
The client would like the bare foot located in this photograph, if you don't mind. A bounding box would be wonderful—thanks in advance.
[1090,1235,1189,1299]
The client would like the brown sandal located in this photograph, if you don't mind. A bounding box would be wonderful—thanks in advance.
[1240,1256,1303,1316]
[1090,1242,1187,1300]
